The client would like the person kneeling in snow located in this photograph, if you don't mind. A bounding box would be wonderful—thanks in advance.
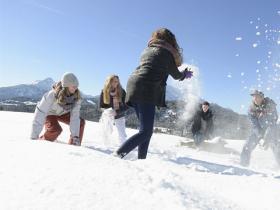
[191,101,214,146]
[240,90,279,167]
[99,75,128,146]
[30,72,85,146]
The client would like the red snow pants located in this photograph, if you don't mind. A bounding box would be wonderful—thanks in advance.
[40,113,85,145]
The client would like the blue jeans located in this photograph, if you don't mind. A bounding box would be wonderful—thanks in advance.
[116,103,155,159]
[240,125,279,166]
[193,132,205,146]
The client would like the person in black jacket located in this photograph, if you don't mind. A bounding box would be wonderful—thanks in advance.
[191,101,214,146]
[114,28,193,159]
[100,75,128,145]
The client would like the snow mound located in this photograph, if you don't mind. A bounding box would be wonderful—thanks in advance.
[0,111,280,210]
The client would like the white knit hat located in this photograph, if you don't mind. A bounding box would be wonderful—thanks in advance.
[61,72,79,88]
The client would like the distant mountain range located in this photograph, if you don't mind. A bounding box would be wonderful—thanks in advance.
[0,78,182,101]
[0,78,98,101]
[0,78,252,139]
[0,78,55,100]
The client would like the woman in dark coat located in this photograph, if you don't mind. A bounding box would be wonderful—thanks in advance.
[115,28,193,159]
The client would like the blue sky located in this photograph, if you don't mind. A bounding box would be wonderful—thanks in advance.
[0,0,280,113]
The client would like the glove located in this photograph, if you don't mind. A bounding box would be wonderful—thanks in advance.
[180,67,193,81]
[72,136,81,146]
[259,139,269,150]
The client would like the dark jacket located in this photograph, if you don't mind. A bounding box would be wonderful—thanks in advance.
[191,107,214,138]
[248,97,278,130]
[125,47,184,107]
[99,88,128,119]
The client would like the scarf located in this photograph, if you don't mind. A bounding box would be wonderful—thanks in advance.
[110,89,120,111]
[148,39,182,67]
[56,94,76,112]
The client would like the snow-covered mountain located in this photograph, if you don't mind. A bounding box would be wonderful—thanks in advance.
[1,111,280,210]
[0,79,251,139]
[0,78,55,100]
[166,85,182,101]
[0,80,180,101]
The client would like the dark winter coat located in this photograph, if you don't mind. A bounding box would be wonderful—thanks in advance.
[125,47,185,107]
[191,107,214,138]
[99,88,128,119]
[248,97,278,130]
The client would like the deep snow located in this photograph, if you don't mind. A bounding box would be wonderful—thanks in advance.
[0,111,280,210]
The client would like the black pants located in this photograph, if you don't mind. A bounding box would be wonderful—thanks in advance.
[117,103,155,159]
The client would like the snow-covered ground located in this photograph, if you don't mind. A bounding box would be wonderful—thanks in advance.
[0,111,280,210]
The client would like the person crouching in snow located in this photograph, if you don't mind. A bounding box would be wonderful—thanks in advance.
[191,101,214,146]
[30,72,85,146]
[99,75,128,145]
[114,28,193,159]
[240,90,279,167]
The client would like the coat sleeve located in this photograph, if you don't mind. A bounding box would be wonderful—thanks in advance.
[99,91,105,108]
[121,89,129,111]
[99,90,110,109]
[265,100,278,124]
[248,107,261,130]
[30,90,55,139]
[166,52,184,80]
[70,99,82,138]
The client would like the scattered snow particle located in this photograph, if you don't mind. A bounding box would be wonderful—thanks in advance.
[268,51,272,55]
[257,61,261,64]
[278,11,280,15]
[227,74,232,78]
[253,43,258,48]
[266,87,271,91]
[257,18,261,21]
[277,40,280,45]
[235,54,239,57]
[241,72,245,76]
[256,32,261,36]
[250,21,253,24]
[256,26,259,29]
[256,69,260,73]
[235,37,242,41]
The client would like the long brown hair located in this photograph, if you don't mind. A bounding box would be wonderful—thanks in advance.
[149,28,183,66]
[53,81,81,104]
[102,75,123,104]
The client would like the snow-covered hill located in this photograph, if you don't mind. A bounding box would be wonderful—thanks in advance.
[0,111,279,210]
[0,78,55,100]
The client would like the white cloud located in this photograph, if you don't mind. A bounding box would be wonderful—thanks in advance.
[26,1,64,15]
